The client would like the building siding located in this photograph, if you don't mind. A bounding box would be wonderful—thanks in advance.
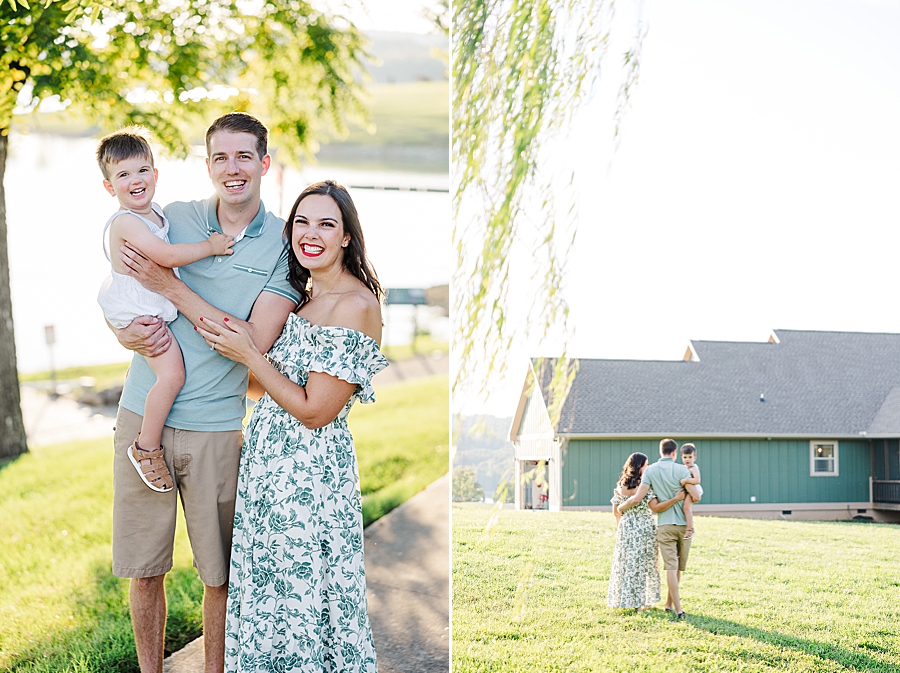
[514,381,555,460]
[561,438,872,506]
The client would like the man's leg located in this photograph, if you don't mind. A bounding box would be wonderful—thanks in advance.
[174,426,243,673]
[666,568,682,613]
[130,575,167,673]
[203,582,228,673]
[113,409,178,672]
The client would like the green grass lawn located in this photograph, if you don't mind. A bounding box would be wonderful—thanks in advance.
[453,504,900,673]
[19,361,131,393]
[330,80,448,148]
[18,339,448,393]
[0,374,448,672]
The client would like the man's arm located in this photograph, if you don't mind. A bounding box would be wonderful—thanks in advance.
[618,482,650,512]
[120,243,294,352]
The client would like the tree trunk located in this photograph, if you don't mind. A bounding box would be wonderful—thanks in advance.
[0,133,28,458]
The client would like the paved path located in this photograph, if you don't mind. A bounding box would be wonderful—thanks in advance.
[162,475,450,672]
[19,385,117,447]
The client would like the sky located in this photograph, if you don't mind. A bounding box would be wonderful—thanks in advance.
[341,0,439,33]
[456,0,900,416]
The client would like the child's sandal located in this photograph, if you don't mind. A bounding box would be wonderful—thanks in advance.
[127,439,174,493]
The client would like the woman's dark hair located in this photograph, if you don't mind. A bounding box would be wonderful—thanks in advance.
[284,180,384,308]
[617,452,648,490]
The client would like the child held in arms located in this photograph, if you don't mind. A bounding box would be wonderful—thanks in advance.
[96,126,234,493]
[680,443,703,539]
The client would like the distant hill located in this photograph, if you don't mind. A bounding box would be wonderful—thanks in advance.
[365,31,447,83]
[316,31,448,172]
[453,415,515,500]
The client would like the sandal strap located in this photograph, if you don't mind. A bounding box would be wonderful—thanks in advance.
[133,444,165,460]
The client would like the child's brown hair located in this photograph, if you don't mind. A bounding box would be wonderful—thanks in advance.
[96,126,154,180]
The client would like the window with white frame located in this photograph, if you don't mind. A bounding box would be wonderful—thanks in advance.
[810,440,839,477]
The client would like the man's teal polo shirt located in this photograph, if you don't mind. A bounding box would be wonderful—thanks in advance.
[119,197,299,431]
[641,457,691,526]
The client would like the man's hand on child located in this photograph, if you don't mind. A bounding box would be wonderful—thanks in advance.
[208,232,235,256]
[117,315,171,357]
[121,242,178,294]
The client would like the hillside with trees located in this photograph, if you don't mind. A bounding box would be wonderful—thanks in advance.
[453,415,514,502]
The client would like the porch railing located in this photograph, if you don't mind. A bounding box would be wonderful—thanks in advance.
[873,480,900,504]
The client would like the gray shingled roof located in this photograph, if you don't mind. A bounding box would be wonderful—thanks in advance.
[539,330,900,437]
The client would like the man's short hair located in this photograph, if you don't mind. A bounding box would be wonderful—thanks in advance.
[205,112,268,160]
[96,126,154,180]
[681,443,696,455]
[660,438,678,455]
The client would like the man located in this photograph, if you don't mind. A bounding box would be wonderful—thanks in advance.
[617,438,696,618]
[111,112,299,673]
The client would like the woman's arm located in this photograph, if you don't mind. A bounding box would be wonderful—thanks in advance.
[648,490,686,513]
[198,317,355,428]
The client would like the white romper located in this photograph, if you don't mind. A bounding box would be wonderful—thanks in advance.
[97,204,179,329]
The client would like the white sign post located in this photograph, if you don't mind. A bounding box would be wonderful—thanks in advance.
[44,325,57,391]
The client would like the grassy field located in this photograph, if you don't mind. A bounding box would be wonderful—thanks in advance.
[325,80,448,148]
[0,375,448,672]
[453,504,900,673]
[354,375,449,525]
[18,338,448,393]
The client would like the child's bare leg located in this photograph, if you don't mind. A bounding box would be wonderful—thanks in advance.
[683,494,695,539]
[129,331,184,492]
[684,483,701,502]
[140,333,185,449]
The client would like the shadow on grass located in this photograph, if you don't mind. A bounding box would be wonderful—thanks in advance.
[0,453,25,475]
[6,563,203,673]
[646,611,892,672]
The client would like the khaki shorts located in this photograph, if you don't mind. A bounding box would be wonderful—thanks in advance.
[111,407,243,586]
[657,524,691,572]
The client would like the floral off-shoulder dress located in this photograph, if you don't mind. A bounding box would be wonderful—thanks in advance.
[225,314,388,672]
[607,489,661,609]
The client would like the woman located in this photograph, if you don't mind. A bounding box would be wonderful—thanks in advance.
[607,452,684,610]
[198,181,386,672]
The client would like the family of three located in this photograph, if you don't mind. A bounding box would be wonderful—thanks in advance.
[606,439,703,618]
[96,113,385,672]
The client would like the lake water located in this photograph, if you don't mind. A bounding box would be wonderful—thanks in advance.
[6,131,449,373]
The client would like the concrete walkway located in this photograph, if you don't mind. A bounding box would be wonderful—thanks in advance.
[163,475,450,672]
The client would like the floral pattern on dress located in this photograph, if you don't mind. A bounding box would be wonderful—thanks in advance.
[225,313,388,673]
[606,490,661,609]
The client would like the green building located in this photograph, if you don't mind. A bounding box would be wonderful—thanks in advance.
[509,330,900,521]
